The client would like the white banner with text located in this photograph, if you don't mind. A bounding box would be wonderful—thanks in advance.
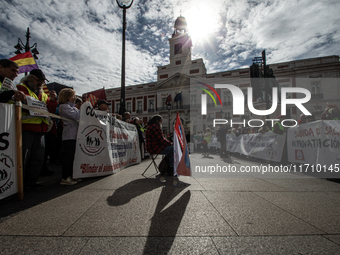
[73,102,141,178]
[225,132,286,162]
[287,120,340,168]
[0,103,18,200]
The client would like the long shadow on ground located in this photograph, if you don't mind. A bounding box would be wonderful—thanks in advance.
[107,176,191,254]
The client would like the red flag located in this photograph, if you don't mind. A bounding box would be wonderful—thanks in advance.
[88,94,99,107]
[82,87,106,102]
[9,52,39,74]
[165,94,172,105]
[42,84,50,97]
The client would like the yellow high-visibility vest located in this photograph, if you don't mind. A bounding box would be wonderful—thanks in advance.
[19,83,49,125]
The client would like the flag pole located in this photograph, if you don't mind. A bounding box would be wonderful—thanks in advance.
[15,101,24,200]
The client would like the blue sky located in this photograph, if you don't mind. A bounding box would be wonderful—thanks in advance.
[1,0,339,95]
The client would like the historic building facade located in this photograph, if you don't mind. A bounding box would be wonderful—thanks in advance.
[106,16,340,133]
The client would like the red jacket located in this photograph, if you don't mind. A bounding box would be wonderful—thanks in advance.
[145,123,171,154]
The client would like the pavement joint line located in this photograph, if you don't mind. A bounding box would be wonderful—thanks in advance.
[1,234,338,238]
[210,236,222,255]
[321,234,340,247]
[60,192,106,237]
[199,190,239,236]
[77,237,91,255]
[190,178,206,191]
[250,191,328,235]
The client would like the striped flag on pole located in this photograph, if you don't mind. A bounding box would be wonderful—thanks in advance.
[88,94,99,107]
[43,84,50,97]
[9,52,38,74]
[174,112,191,176]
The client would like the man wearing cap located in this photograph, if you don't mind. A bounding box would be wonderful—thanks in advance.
[0,59,25,102]
[17,69,50,188]
[97,99,111,112]
[272,115,285,135]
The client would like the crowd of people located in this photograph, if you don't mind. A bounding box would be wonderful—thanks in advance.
[0,59,173,187]
[1,58,339,187]
[191,105,340,160]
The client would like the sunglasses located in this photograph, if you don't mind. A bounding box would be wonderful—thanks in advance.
[31,76,45,85]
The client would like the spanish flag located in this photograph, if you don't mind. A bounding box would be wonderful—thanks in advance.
[9,52,38,74]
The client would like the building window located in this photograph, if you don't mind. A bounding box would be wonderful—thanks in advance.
[207,95,214,107]
[176,60,181,65]
[190,69,199,74]
[174,43,182,55]
[160,74,168,79]
[311,81,321,93]
[280,84,291,99]
[162,98,167,109]
[148,99,155,112]
[223,92,231,105]
[311,81,323,99]
[126,101,131,112]
[137,101,143,113]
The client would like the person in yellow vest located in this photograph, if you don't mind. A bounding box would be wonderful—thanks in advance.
[17,69,50,188]
[272,115,286,135]
[0,59,25,102]
[202,128,212,158]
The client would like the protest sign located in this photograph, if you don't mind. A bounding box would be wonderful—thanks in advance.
[73,102,141,178]
[25,96,49,117]
[224,132,286,162]
[0,103,17,200]
[287,120,340,168]
[0,77,16,92]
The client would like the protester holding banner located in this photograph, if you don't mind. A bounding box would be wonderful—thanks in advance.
[75,96,83,109]
[0,59,25,102]
[17,69,50,188]
[97,99,111,112]
[321,103,340,120]
[145,115,174,169]
[123,112,131,122]
[58,88,80,185]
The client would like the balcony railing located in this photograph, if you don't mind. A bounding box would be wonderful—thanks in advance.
[148,108,155,112]
[311,93,323,99]
[136,109,143,113]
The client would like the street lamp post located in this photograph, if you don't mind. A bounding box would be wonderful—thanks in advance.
[116,0,134,116]
[14,27,39,75]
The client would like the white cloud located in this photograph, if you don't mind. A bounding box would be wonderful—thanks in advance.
[0,0,339,95]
